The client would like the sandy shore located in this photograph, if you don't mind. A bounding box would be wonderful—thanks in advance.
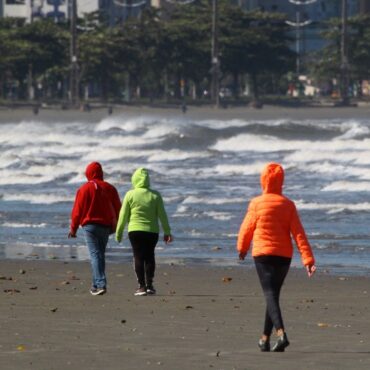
[0,260,369,370]
[1,103,370,123]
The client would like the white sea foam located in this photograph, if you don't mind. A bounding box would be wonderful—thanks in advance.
[209,163,265,176]
[2,222,47,228]
[3,193,73,204]
[295,200,370,212]
[197,118,255,129]
[182,196,246,205]
[0,160,81,185]
[284,148,370,167]
[197,118,323,130]
[207,211,234,221]
[211,133,285,152]
[0,123,97,146]
[322,181,370,192]
[95,115,187,137]
[175,205,189,214]
[95,116,147,132]
[212,132,370,154]
[0,172,57,185]
[303,163,370,180]
[147,150,210,162]
[336,121,370,139]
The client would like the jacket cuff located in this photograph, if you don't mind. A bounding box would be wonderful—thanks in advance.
[303,257,315,266]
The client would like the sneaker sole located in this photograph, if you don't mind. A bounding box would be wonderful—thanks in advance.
[90,289,106,296]
[134,291,147,296]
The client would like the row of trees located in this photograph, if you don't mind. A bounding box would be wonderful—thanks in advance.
[312,14,370,91]
[1,1,370,103]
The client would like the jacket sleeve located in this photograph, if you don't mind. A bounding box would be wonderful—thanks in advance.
[111,187,122,220]
[290,203,315,266]
[237,200,257,254]
[115,193,131,243]
[157,194,171,235]
[70,188,84,234]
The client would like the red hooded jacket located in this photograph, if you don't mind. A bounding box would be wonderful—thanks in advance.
[70,162,122,234]
[237,163,315,266]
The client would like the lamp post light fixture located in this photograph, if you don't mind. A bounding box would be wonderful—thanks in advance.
[285,0,317,77]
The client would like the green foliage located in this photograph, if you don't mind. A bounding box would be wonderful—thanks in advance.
[313,15,370,83]
[0,4,298,101]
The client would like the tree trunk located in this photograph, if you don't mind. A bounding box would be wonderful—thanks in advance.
[174,73,181,99]
[251,73,259,100]
[232,72,239,98]
[101,75,109,101]
[163,69,169,102]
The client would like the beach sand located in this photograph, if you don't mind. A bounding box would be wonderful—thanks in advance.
[1,105,370,369]
[0,260,369,370]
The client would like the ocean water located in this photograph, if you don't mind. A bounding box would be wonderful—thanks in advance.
[1,113,370,275]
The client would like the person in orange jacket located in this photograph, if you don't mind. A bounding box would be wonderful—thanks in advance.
[237,163,316,352]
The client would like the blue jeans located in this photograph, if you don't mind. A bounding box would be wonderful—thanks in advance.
[83,224,110,289]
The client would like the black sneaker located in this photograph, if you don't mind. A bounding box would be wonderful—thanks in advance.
[134,286,147,296]
[146,285,156,295]
[90,287,106,296]
[272,333,290,352]
[258,338,270,352]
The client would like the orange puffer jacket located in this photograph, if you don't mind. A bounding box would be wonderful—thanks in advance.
[237,163,315,266]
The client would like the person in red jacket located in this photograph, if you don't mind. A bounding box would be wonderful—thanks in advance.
[69,162,121,295]
[237,163,316,352]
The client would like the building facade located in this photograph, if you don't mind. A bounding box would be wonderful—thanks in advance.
[0,0,99,22]
[98,0,149,27]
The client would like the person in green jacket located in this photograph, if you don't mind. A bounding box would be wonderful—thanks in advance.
[116,168,172,296]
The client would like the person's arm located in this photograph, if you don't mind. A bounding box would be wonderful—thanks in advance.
[110,186,122,233]
[69,189,84,237]
[237,200,257,260]
[290,203,316,276]
[115,193,131,243]
[157,194,172,243]
[112,187,122,219]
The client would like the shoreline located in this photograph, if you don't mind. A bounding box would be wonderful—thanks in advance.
[0,259,370,369]
[1,103,370,122]
[1,253,370,278]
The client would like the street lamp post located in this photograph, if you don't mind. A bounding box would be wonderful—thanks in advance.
[285,0,317,77]
[69,0,79,107]
[166,0,219,107]
[340,0,350,105]
[211,0,220,108]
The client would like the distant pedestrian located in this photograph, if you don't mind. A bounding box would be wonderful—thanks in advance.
[116,168,172,296]
[69,162,121,296]
[181,101,187,114]
[237,163,316,352]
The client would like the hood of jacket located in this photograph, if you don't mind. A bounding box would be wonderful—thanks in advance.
[260,163,284,195]
[85,162,104,181]
[132,168,150,189]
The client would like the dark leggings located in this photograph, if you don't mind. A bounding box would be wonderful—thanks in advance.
[254,256,291,336]
[129,231,159,287]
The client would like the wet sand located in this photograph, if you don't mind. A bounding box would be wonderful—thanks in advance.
[1,260,369,370]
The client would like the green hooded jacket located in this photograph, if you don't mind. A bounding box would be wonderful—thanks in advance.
[115,168,171,242]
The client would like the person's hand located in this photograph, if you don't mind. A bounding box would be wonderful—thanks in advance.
[164,235,173,244]
[306,264,316,277]
[68,231,77,238]
[239,251,247,261]
[116,236,122,243]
